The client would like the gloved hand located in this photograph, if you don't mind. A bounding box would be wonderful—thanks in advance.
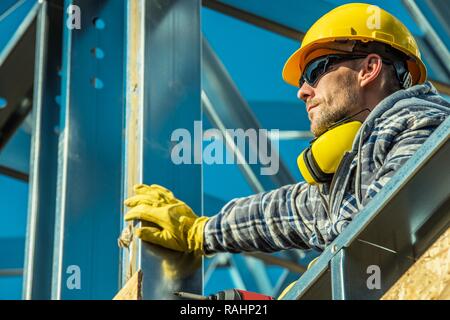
[124,184,208,255]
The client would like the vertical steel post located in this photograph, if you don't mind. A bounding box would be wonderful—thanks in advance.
[23,0,61,300]
[51,0,125,299]
[331,249,347,300]
[121,0,202,299]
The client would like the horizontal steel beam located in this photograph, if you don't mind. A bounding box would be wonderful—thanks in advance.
[202,0,304,41]
[0,164,28,181]
[0,269,23,277]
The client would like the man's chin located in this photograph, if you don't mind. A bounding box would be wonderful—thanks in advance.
[311,124,328,137]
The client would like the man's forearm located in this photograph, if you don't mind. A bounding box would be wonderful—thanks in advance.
[203,183,313,254]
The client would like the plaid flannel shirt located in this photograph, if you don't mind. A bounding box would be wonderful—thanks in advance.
[203,82,450,253]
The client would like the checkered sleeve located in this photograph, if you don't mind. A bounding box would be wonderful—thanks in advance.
[203,182,319,254]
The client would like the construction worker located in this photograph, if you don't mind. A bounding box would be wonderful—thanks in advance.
[123,3,449,284]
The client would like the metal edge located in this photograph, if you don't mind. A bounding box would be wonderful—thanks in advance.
[330,249,346,300]
[22,0,47,300]
[0,0,41,67]
[51,0,72,300]
[120,0,145,287]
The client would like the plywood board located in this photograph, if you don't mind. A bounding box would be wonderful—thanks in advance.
[113,269,143,300]
[382,227,450,300]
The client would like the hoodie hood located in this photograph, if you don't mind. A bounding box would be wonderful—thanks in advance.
[353,81,450,151]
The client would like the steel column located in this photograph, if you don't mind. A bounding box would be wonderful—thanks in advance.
[23,0,62,300]
[51,0,125,299]
[121,0,202,299]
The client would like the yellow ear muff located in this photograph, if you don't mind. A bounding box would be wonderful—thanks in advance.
[297,121,362,184]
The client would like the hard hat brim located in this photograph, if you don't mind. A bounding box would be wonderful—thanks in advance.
[282,47,302,87]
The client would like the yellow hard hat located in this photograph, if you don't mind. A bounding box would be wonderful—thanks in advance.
[282,3,427,87]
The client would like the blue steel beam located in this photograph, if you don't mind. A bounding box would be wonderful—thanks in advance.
[51,0,125,299]
[0,0,39,150]
[0,1,25,17]
[121,0,202,299]
[202,39,296,192]
[403,0,450,76]
[23,0,62,300]
[0,0,38,64]
[243,256,274,294]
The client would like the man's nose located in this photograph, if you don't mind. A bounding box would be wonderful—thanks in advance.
[297,82,314,102]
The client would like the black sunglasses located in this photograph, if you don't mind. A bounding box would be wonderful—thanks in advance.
[299,54,369,88]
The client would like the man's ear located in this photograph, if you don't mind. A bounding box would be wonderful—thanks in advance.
[358,54,383,88]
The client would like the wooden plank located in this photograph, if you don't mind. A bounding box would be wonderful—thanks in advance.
[382,227,450,300]
[113,269,142,300]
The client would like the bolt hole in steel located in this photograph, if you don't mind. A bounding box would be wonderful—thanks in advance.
[92,17,105,30]
[0,97,7,109]
[91,78,104,90]
[91,48,105,59]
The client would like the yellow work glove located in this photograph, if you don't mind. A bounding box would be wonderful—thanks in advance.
[124,184,208,255]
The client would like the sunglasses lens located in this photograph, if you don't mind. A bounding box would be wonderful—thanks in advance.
[304,58,328,86]
[299,55,367,88]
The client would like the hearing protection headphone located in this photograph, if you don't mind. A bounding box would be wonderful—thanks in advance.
[297,109,369,184]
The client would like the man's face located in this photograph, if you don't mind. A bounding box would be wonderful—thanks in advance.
[298,59,362,137]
